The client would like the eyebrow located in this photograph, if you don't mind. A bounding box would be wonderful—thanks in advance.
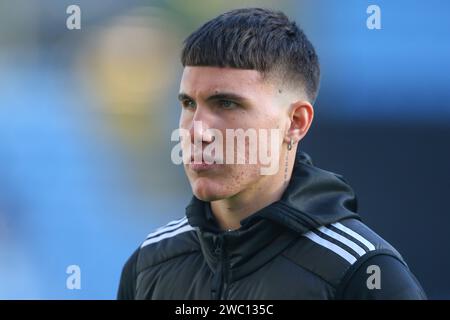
[177,92,249,103]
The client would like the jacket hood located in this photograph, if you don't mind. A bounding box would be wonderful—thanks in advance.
[186,150,360,234]
[242,150,360,233]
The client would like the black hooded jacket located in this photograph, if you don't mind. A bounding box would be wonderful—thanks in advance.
[118,151,426,300]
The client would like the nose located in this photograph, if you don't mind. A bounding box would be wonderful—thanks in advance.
[189,107,215,144]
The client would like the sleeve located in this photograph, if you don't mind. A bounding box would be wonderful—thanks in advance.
[117,248,140,300]
[338,253,427,300]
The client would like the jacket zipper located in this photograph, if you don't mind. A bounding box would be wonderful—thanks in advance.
[219,249,229,300]
[210,236,228,300]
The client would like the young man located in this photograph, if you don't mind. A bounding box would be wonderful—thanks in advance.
[118,8,426,299]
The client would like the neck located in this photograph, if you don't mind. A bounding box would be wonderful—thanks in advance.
[210,149,296,231]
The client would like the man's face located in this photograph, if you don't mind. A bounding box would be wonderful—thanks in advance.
[178,66,288,201]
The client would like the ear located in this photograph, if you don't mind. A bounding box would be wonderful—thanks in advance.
[284,100,314,145]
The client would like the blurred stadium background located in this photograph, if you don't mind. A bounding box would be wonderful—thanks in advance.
[0,0,449,299]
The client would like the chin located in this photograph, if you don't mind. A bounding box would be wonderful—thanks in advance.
[190,177,234,201]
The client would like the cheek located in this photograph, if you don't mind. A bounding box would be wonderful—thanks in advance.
[186,164,261,200]
[242,107,283,134]
[224,164,261,190]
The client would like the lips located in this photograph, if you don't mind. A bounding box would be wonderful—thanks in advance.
[189,154,223,172]
[189,162,218,172]
[190,154,223,164]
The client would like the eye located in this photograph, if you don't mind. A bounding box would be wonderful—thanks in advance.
[181,99,196,109]
[218,100,238,109]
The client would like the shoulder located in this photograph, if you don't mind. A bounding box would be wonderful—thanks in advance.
[117,216,200,299]
[282,218,419,294]
[337,250,427,299]
[138,216,200,271]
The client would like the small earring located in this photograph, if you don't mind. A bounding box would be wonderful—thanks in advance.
[287,137,293,151]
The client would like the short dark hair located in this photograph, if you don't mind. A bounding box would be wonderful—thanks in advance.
[181,8,320,103]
